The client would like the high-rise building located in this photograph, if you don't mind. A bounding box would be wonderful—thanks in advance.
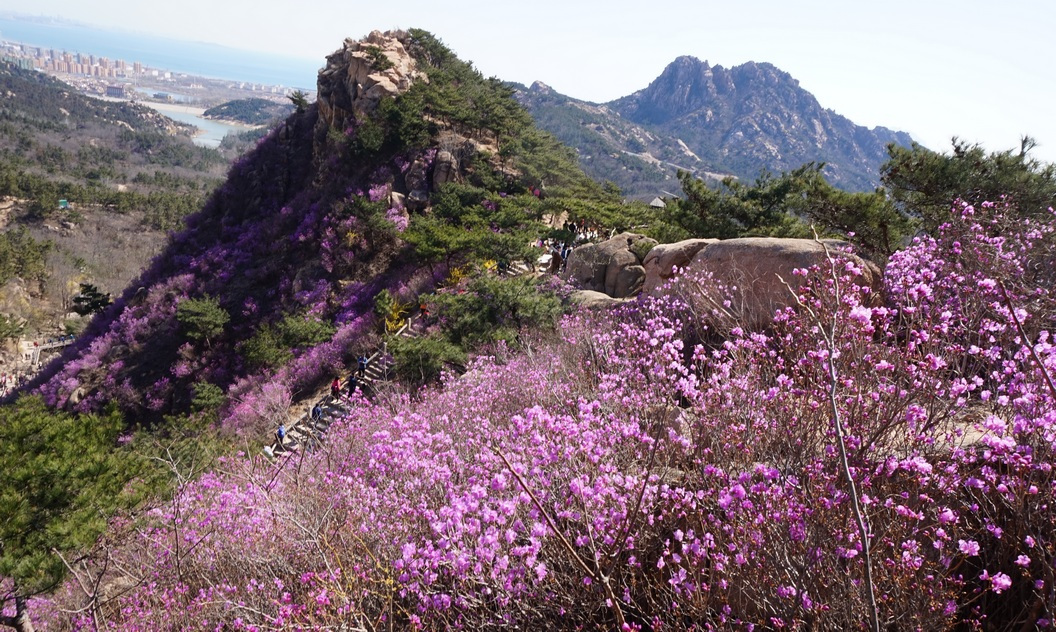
[133,61,142,75]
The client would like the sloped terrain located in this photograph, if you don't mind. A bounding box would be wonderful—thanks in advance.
[517,56,915,198]
[22,29,603,433]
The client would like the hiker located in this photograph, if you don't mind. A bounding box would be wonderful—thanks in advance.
[276,423,287,444]
[330,377,341,399]
[347,374,359,397]
[311,404,323,421]
[357,355,369,376]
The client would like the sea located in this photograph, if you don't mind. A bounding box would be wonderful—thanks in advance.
[0,15,319,90]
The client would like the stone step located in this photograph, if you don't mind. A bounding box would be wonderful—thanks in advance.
[263,341,402,457]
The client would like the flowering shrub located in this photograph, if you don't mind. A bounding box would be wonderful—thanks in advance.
[18,200,1051,629]
[22,113,442,428]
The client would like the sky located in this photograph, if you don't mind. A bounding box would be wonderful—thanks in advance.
[4,0,1056,163]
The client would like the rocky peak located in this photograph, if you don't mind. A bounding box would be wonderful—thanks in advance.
[528,81,553,95]
[315,30,427,133]
[620,56,728,125]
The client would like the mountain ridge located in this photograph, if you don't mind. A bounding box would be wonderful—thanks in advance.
[21,28,604,427]
[516,55,915,197]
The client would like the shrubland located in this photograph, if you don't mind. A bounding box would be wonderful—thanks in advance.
[8,197,1052,630]
[3,28,1056,631]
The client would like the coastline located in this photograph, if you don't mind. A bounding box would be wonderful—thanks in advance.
[144,101,262,130]
[141,101,207,117]
[91,95,264,148]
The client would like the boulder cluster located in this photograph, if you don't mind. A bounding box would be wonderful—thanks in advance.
[564,233,881,326]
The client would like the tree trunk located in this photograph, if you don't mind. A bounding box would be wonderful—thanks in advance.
[0,595,36,632]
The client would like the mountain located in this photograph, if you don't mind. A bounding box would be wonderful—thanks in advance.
[516,56,915,198]
[513,80,694,199]
[22,29,601,426]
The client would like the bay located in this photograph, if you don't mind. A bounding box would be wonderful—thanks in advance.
[0,16,320,90]
[137,101,258,148]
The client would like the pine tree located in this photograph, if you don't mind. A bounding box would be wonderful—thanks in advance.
[0,397,138,632]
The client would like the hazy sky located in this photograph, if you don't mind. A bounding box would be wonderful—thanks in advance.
[5,0,1056,163]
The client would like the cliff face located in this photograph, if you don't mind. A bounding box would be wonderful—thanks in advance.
[609,56,914,190]
[516,56,915,196]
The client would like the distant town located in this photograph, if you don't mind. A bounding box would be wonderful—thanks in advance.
[0,38,313,107]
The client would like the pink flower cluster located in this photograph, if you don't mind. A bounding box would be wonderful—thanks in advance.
[23,200,1056,629]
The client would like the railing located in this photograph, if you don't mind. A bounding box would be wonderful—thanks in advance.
[263,317,416,459]
[20,336,76,366]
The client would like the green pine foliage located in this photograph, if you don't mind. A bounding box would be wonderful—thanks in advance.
[652,163,917,258]
[386,334,466,387]
[241,314,337,371]
[883,137,1056,233]
[0,396,141,598]
[403,183,544,269]
[0,227,50,285]
[0,313,25,342]
[176,296,230,343]
[71,282,112,316]
[427,275,564,348]
[190,381,226,420]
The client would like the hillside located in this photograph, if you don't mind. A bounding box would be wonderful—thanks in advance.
[203,97,294,125]
[0,61,231,347]
[0,61,228,200]
[4,28,1056,632]
[517,56,915,198]
[22,28,604,426]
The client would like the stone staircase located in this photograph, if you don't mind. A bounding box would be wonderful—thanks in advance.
[19,335,76,366]
[263,317,418,458]
[499,259,536,277]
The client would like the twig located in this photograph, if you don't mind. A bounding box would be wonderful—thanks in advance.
[777,233,881,632]
[998,280,1056,402]
[490,447,627,627]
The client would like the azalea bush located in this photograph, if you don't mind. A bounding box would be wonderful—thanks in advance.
[11,200,1049,630]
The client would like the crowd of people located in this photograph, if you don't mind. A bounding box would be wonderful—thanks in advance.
[277,354,375,447]
[534,219,610,274]
[34,334,77,347]
[0,371,29,397]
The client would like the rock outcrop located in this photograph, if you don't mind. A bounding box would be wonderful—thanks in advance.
[563,233,658,298]
[316,30,426,138]
[655,237,881,329]
[569,290,629,309]
[642,238,716,292]
[312,32,490,208]
[432,150,459,187]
